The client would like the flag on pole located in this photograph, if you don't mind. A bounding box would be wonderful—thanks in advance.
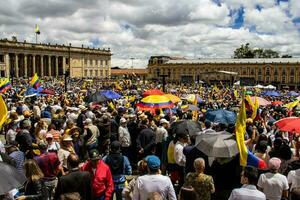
[30,73,41,89]
[0,95,8,129]
[284,100,299,110]
[251,96,259,120]
[235,96,267,169]
[0,78,12,93]
[35,24,40,34]
[192,94,198,121]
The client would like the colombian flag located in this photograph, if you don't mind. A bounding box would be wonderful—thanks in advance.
[235,97,267,169]
[30,73,41,89]
[0,78,12,93]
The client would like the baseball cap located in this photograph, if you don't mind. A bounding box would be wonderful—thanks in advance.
[63,136,73,142]
[89,149,101,161]
[146,155,161,170]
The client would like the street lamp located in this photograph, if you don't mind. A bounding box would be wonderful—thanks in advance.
[64,43,71,92]
[156,68,171,92]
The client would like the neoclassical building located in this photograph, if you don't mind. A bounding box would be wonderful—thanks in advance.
[0,39,112,78]
[148,56,300,89]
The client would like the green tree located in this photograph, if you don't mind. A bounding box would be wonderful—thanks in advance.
[234,43,254,58]
[234,43,281,59]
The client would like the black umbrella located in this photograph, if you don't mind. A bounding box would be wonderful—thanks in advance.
[86,92,109,103]
[0,162,26,194]
[171,120,202,136]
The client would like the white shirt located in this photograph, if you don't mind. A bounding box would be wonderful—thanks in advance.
[257,172,289,200]
[228,184,266,200]
[133,174,176,200]
[174,141,186,166]
[287,169,300,190]
[155,126,168,143]
[118,125,131,147]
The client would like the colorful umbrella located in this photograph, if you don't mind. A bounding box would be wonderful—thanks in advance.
[143,89,164,97]
[184,94,203,103]
[250,96,271,106]
[275,117,300,133]
[272,101,284,106]
[164,94,181,103]
[137,95,174,111]
[101,90,122,99]
[262,90,281,97]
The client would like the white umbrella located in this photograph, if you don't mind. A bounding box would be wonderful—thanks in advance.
[265,85,276,90]
[254,84,265,89]
[234,81,240,86]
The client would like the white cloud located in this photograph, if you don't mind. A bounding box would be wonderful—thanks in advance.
[0,0,299,68]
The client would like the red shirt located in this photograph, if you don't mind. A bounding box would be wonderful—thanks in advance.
[81,160,114,199]
[34,152,60,178]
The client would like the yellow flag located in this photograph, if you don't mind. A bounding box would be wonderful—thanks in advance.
[234,90,239,98]
[108,101,115,110]
[0,95,8,129]
[284,100,299,110]
[192,94,198,121]
[235,98,248,166]
[114,83,122,90]
[251,97,259,120]
[35,24,40,34]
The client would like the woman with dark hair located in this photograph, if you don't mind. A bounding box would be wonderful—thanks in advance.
[16,159,48,200]
[178,186,198,200]
[254,141,270,164]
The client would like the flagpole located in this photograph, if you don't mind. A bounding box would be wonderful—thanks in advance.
[36,33,37,44]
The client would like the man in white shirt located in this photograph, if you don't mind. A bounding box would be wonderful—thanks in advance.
[257,157,289,200]
[228,166,266,200]
[174,133,189,167]
[287,168,300,191]
[133,155,176,200]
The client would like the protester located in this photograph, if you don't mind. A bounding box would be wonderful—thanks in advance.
[228,166,266,200]
[184,158,215,200]
[81,149,114,200]
[132,155,176,200]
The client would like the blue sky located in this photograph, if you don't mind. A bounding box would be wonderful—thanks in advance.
[0,0,300,67]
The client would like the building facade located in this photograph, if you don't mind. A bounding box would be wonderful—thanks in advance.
[0,39,112,78]
[111,68,148,80]
[148,56,300,89]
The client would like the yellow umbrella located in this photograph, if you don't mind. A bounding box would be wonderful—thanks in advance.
[164,94,181,103]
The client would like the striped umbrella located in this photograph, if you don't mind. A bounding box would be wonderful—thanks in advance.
[143,89,164,97]
[164,94,181,103]
[137,95,174,111]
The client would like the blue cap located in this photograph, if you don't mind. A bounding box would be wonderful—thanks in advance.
[146,155,161,170]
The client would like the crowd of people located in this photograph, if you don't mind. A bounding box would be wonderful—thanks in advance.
[0,78,300,200]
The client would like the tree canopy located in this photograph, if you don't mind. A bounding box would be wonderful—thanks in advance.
[233,43,292,59]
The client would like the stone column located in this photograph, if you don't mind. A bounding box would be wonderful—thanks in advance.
[40,55,44,76]
[55,56,58,77]
[24,54,28,77]
[15,54,19,77]
[32,55,36,75]
[5,54,10,78]
[62,57,66,75]
[48,56,51,76]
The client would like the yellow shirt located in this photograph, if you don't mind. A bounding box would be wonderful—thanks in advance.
[167,141,176,164]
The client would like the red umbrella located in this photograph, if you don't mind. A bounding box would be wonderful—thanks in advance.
[272,101,284,106]
[143,89,164,97]
[40,89,55,95]
[275,117,300,133]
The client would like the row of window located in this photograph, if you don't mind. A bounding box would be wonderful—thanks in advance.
[84,69,109,77]
[84,59,109,67]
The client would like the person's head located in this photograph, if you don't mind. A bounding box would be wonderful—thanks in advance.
[110,141,121,154]
[205,121,212,129]
[241,166,259,185]
[147,192,163,200]
[89,149,101,167]
[120,117,127,127]
[176,133,189,144]
[46,133,54,144]
[268,157,281,173]
[61,136,73,148]
[159,118,169,128]
[256,140,268,153]
[179,186,198,200]
[67,153,80,170]
[20,119,31,130]
[146,155,161,174]
[24,159,44,181]
[137,160,148,175]
[273,137,283,150]
[194,157,205,173]
[66,119,75,128]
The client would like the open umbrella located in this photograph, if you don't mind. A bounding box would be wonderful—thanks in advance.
[181,104,199,111]
[164,94,181,103]
[250,96,271,106]
[262,90,281,97]
[86,92,109,103]
[101,90,122,100]
[143,89,164,97]
[275,117,300,133]
[205,109,237,124]
[196,133,238,158]
[0,162,26,194]
[137,95,174,111]
[288,91,299,97]
[184,94,203,103]
[171,120,202,136]
[265,85,276,90]
[272,101,284,106]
